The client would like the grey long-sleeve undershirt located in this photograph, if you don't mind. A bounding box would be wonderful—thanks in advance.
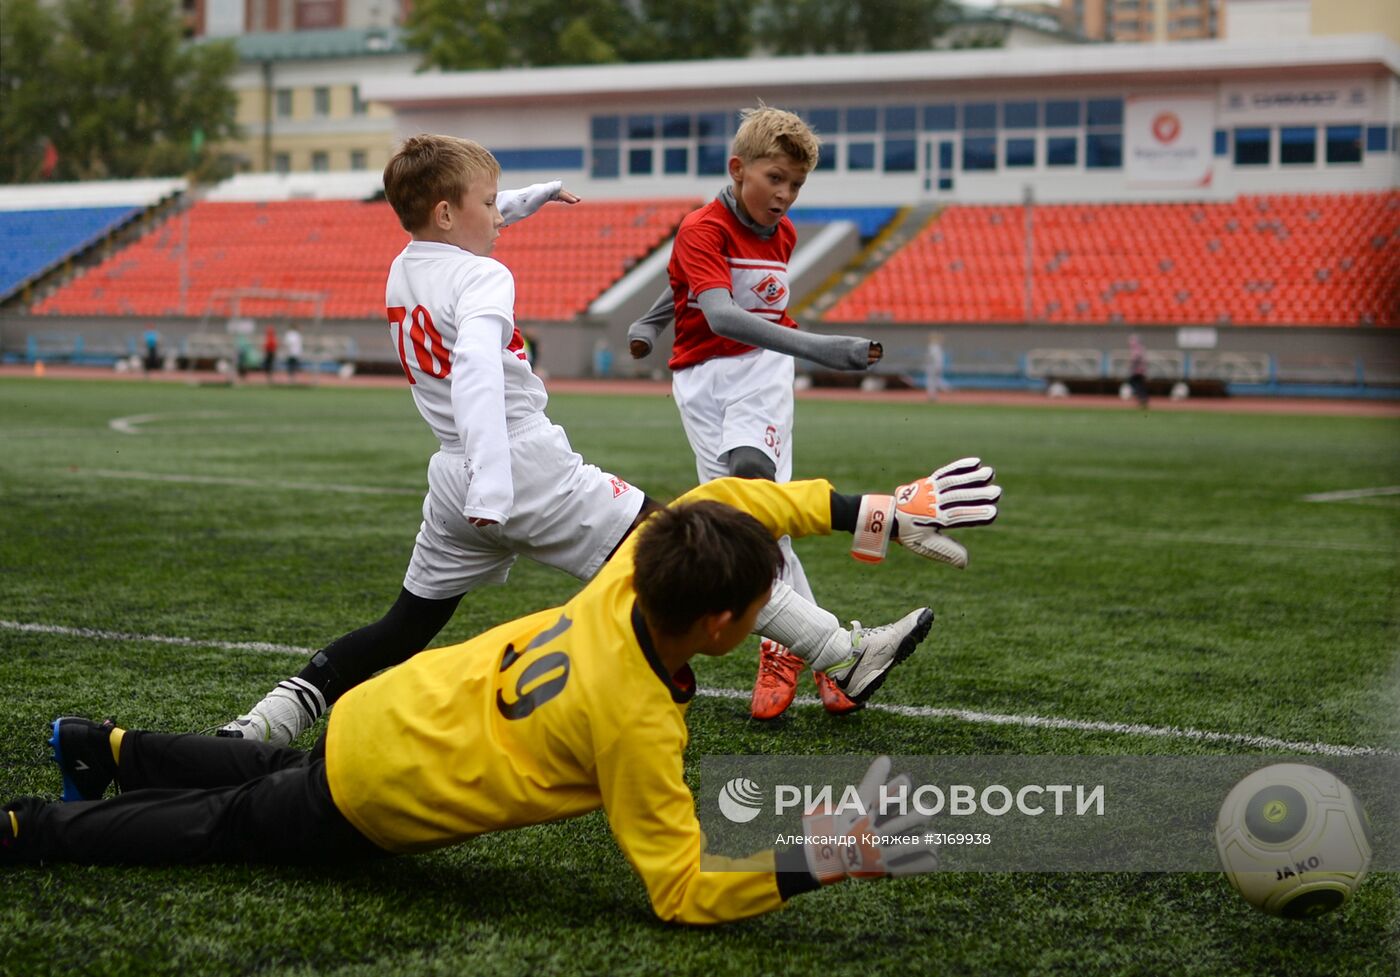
[627,288,873,372]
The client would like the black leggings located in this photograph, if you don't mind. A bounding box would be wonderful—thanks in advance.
[10,731,380,865]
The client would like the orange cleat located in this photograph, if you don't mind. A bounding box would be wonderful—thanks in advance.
[751,639,805,720]
[814,670,862,715]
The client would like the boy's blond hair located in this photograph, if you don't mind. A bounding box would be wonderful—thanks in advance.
[731,106,821,172]
[383,134,501,233]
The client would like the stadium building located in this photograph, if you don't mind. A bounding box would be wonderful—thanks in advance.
[1,34,1396,395]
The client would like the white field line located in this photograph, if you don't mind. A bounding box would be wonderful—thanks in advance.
[4,619,1393,758]
[1300,486,1400,503]
[109,410,232,435]
[71,468,420,497]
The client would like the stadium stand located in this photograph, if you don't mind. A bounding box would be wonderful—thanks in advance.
[825,192,1400,328]
[788,207,900,240]
[0,178,185,302]
[34,196,700,322]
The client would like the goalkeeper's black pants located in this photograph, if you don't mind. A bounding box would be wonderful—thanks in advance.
[9,730,383,865]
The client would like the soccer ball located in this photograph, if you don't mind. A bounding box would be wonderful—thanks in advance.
[1214,763,1372,918]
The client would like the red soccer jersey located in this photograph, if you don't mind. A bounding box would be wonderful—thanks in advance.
[667,199,798,371]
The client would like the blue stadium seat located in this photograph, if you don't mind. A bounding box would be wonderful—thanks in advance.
[0,206,140,299]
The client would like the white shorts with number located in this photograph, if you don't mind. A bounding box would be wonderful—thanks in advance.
[671,348,795,485]
[403,414,644,600]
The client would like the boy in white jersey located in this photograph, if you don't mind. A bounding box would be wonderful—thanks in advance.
[220,134,934,746]
[629,107,890,721]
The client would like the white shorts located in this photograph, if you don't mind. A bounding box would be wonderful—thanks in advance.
[671,348,795,484]
[403,414,645,600]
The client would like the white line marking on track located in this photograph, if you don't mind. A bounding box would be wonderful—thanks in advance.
[69,468,420,497]
[1300,485,1400,503]
[5,619,1392,758]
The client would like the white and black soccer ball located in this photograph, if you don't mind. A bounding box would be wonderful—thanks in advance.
[1215,763,1372,919]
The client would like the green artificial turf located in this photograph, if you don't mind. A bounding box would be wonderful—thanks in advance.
[1,376,1396,976]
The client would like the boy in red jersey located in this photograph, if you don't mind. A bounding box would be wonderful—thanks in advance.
[629,106,890,720]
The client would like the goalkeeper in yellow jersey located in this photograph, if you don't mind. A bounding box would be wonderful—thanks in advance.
[2,464,1000,925]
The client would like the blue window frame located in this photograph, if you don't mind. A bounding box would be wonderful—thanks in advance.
[627,115,656,140]
[884,138,917,172]
[807,107,840,134]
[847,106,879,134]
[1085,132,1122,168]
[1214,130,1229,157]
[1003,101,1038,129]
[886,105,917,132]
[1044,100,1079,127]
[1233,128,1270,166]
[963,102,997,131]
[591,116,620,141]
[1326,125,1362,164]
[628,147,653,175]
[848,142,876,170]
[1046,136,1077,166]
[1005,138,1035,168]
[663,146,689,175]
[591,147,619,179]
[962,136,997,171]
[1086,98,1123,127]
[924,104,957,131]
[814,151,836,172]
[938,142,954,169]
[1280,126,1316,165]
[1365,125,1388,153]
[662,114,691,139]
[491,148,586,170]
[697,142,727,175]
[938,175,954,191]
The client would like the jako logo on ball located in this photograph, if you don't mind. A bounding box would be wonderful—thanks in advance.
[718,778,764,823]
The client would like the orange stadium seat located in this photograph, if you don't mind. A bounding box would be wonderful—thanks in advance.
[34,197,700,321]
[825,191,1400,327]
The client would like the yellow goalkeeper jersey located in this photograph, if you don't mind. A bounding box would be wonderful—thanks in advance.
[326,476,834,924]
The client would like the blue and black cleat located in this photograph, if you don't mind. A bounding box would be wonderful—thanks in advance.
[48,717,118,802]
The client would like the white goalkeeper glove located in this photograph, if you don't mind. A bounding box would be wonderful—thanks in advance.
[801,756,939,884]
[851,457,1001,569]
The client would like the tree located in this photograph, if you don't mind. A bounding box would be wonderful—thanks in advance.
[623,0,754,62]
[0,0,238,183]
[756,0,951,55]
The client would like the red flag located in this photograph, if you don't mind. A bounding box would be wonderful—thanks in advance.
[40,139,58,179]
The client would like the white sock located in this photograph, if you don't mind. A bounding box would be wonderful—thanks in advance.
[754,578,851,672]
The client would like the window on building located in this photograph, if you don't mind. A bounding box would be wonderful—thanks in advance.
[1279,126,1316,165]
[924,104,956,131]
[886,105,917,133]
[884,138,917,172]
[1214,129,1228,157]
[1085,98,1123,127]
[1325,126,1362,164]
[627,115,656,140]
[273,152,291,174]
[1003,101,1038,129]
[963,102,997,131]
[697,142,727,175]
[962,136,997,171]
[663,146,688,175]
[1085,132,1122,168]
[848,142,876,171]
[311,150,329,172]
[628,147,653,175]
[1044,100,1080,128]
[846,106,879,134]
[313,87,330,117]
[1365,125,1388,154]
[275,89,293,118]
[805,108,840,134]
[1046,135,1077,166]
[351,85,368,116]
[591,146,619,179]
[662,114,691,139]
[350,149,367,171]
[1233,127,1270,166]
[1005,137,1035,168]
[591,116,620,141]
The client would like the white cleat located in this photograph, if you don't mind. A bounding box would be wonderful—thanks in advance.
[826,608,935,702]
[213,678,325,747]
